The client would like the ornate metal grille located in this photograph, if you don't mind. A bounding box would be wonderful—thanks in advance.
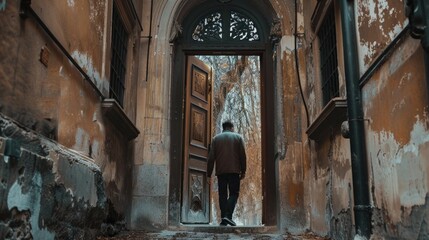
[230,11,259,41]
[109,2,129,106]
[318,4,339,105]
[192,12,222,42]
[192,10,259,42]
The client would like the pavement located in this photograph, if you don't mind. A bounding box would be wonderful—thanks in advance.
[96,226,329,240]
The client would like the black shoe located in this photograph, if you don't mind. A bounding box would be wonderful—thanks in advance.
[222,217,236,226]
[220,219,228,226]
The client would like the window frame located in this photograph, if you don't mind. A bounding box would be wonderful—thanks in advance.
[109,1,130,107]
[306,0,348,141]
[317,3,340,106]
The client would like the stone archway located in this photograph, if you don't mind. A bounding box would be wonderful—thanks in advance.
[168,0,280,227]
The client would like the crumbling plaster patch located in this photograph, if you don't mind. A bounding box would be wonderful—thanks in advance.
[269,0,294,36]
[7,169,55,239]
[88,0,104,38]
[67,0,75,7]
[331,138,353,216]
[71,50,108,96]
[73,127,90,155]
[368,119,429,223]
[281,35,295,57]
[357,0,407,74]
[362,37,420,112]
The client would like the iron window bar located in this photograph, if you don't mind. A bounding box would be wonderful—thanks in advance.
[318,4,339,105]
[109,2,129,106]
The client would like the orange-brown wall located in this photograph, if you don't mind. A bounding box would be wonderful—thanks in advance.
[0,0,141,227]
[302,0,429,238]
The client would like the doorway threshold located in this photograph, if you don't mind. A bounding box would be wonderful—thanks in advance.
[168,224,278,234]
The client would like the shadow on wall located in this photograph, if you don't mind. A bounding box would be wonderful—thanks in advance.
[0,104,57,140]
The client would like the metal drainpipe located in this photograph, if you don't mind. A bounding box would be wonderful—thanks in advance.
[144,0,154,82]
[405,0,429,101]
[338,0,372,238]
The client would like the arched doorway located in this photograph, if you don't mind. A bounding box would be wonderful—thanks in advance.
[168,0,278,226]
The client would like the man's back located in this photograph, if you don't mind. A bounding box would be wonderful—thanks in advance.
[206,121,247,226]
[207,130,246,176]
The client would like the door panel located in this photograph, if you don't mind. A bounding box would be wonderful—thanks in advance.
[181,56,212,223]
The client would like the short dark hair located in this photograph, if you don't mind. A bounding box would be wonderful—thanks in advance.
[222,121,234,130]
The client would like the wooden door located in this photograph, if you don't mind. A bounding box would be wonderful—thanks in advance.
[181,56,212,223]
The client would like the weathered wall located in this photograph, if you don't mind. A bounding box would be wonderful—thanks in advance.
[362,36,429,239]
[0,114,114,239]
[357,0,429,239]
[130,0,172,230]
[301,0,429,239]
[357,0,407,75]
[273,0,313,235]
[0,0,140,232]
[301,0,354,238]
[0,0,58,139]
[6,0,423,237]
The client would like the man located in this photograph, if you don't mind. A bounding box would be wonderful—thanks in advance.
[207,121,247,226]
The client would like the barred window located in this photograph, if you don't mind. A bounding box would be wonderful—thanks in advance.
[109,2,129,106]
[318,4,339,105]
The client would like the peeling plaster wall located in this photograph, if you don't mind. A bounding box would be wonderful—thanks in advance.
[301,0,429,238]
[0,1,58,139]
[0,115,112,239]
[274,0,313,235]
[301,1,333,237]
[31,0,109,95]
[0,0,140,230]
[278,32,309,234]
[0,1,107,160]
[26,0,109,159]
[301,1,355,238]
[357,0,408,75]
[357,0,429,238]
[362,36,429,238]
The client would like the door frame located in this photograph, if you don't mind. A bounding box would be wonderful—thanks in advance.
[169,45,277,226]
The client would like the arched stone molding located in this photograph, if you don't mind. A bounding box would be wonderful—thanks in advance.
[167,0,280,227]
[130,0,184,231]
[130,0,306,231]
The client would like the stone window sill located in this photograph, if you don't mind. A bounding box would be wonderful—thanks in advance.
[306,97,347,141]
[101,99,140,140]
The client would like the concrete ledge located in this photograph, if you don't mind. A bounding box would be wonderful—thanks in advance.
[101,99,140,140]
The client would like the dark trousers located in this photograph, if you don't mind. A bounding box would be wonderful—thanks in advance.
[217,173,240,219]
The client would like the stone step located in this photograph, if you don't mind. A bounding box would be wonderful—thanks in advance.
[168,225,278,234]
[97,226,329,240]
